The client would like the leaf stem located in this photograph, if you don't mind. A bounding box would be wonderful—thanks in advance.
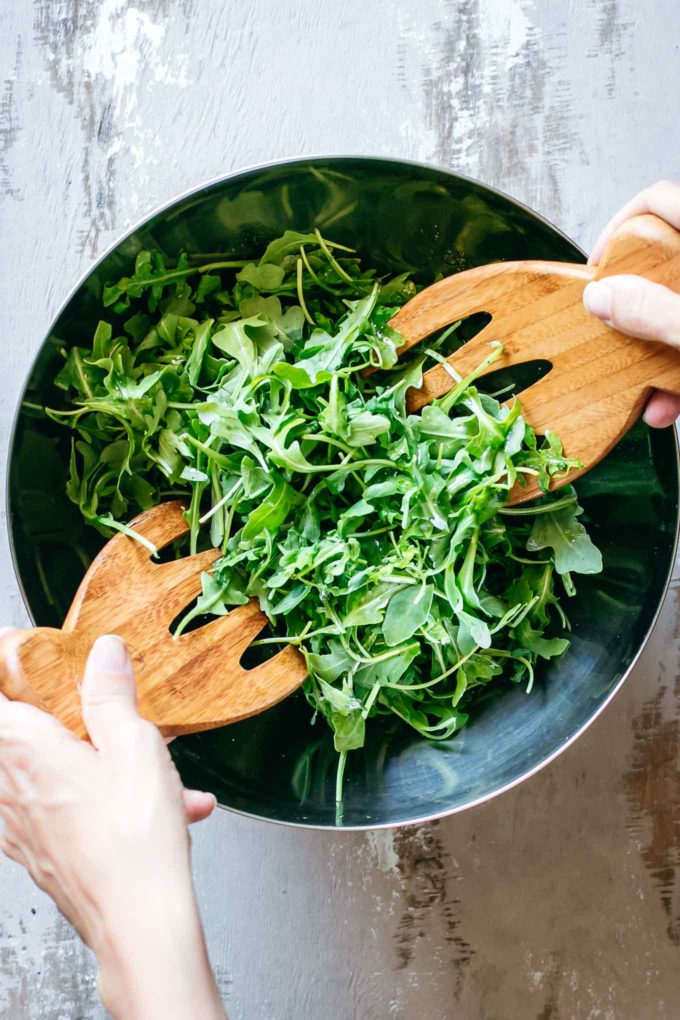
[296,258,315,326]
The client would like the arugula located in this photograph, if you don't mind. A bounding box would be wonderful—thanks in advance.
[527,500,603,575]
[46,230,602,802]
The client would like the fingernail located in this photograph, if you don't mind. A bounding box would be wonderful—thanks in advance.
[87,635,132,675]
[583,281,613,323]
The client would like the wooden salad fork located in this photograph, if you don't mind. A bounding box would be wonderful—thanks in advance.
[391,213,680,503]
[2,213,679,736]
[0,502,306,738]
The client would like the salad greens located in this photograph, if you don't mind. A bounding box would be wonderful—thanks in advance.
[48,229,602,800]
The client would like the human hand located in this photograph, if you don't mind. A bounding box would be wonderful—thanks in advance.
[0,632,227,1020]
[582,180,680,427]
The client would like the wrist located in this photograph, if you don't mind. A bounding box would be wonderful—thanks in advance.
[95,882,226,1020]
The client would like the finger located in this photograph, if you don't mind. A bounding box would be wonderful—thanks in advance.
[583,275,680,348]
[0,804,22,841]
[183,788,217,825]
[589,181,680,265]
[0,699,70,750]
[81,635,139,751]
[643,391,680,428]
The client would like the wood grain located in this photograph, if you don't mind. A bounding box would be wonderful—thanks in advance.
[394,213,680,502]
[0,502,307,738]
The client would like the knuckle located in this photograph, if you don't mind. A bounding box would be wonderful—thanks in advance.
[658,302,680,347]
[610,280,653,335]
[615,285,648,332]
[131,717,160,743]
[137,719,165,754]
[0,838,18,863]
[626,298,652,336]
[0,735,35,774]
[33,855,55,883]
[612,280,680,346]
[112,716,162,753]
[0,830,25,865]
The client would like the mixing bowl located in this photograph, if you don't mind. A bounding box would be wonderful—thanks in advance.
[8,156,679,828]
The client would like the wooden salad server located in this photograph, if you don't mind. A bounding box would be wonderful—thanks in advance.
[391,213,680,504]
[0,502,306,739]
[2,214,679,737]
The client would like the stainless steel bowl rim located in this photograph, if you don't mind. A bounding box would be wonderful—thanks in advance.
[7,154,680,831]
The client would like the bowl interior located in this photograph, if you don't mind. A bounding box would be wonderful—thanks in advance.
[8,157,679,828]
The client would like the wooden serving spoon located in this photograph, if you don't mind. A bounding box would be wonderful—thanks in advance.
[2,213,678,736]
[391,212,680,503]
[0,502,307,738]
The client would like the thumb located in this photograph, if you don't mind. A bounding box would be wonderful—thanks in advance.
[583,275,680,348]
[81,635,139,750]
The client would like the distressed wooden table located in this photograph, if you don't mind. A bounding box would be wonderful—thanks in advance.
[1,2,680,1017]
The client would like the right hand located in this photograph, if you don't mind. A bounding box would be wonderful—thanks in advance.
[582,180,680,427]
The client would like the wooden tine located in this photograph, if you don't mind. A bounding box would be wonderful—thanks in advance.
[118,500,191,548]
[103,598,307,734]
[64,501,223,633]
[394,262,592,413]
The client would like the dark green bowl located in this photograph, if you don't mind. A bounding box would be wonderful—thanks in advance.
[8,157,679,829]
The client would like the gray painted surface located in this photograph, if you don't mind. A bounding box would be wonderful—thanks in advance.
[1,1,680,1017]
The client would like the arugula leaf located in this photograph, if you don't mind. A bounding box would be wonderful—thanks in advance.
[332,710,365,752]
[185,320,213,386]
[273,286,378,388]
[50,227,602,808]
[259,231,320,265]
[241,475,296,542]
[345,412,390,447]
[527,504,603,575]
[382,585,434,646]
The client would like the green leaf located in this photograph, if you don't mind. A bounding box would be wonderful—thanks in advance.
[332,710,366,752]
[50,229,601,808]
[318,679,361,715]
[319,375,347,437]
[343,582,405,628]
[195,274,221,303]
[241,475,295,541]
[306,642,354,682]
[527,504,603,575]
[345,411,390,447]
[186,319,213,386]
[273,285,378,388]
[382,585,434,646]
[211,317,261,373]
[517,619,570,659]
[236,263,286,290]
[354,644,419,688]
[259,230,319,265]
[174,571,247,638]
[181,465,209,483]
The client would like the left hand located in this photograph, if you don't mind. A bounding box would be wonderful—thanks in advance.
[0,630,226,1020]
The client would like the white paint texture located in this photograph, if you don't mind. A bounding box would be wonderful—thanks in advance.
[1,1,680,1017]
[81,1,167,110]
